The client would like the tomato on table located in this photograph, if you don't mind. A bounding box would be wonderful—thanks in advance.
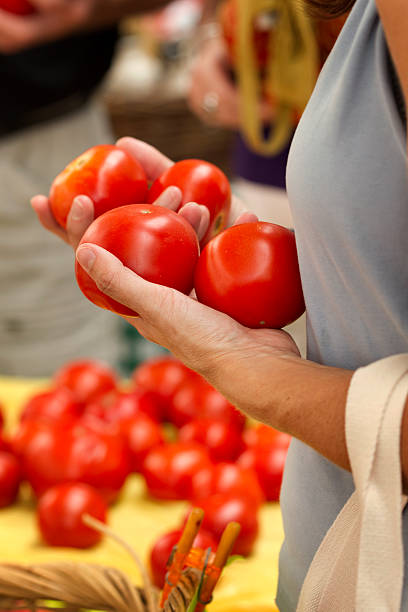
[238,444,289,502]
[0,452,21,508]
[37,482,107,548]
[120,413,165,473]
[76,204,200,317]
[178,418,245,463]
[148,159,231,246]
[243,424,291,451]
[53,359,117,407]
[190,462,265,508]
[132,357,198,421]
[194,222,305,329]
[49,144,148,228]
[84,389,162,425]
[19,388,82,426]
[149,527,217,588]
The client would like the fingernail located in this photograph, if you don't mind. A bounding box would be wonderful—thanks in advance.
[76,246,96,271]
[70,197,85,221]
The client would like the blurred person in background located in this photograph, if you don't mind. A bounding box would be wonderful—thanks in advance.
[0,0,169,377]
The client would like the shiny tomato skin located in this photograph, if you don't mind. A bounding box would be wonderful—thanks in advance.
[192,493,259,556]
[0,0,34,13]
[238,444,288,502]
[84,389,162,425]
[37,483,107,548]
[190,462,264,508]
[243,424,291,451]
[20,388,82,426]
[148,160,231,246]
[168,379,245,430]
[142,441,212,501]
[194,222,305,329]
[75,204,200,317]
[149,527,217,588]
[178,419,245,463]
[132,357,198,421]
[53,359,117,406]
[120,413,165,473]
[0,452,21,508]
[49,144,148,228]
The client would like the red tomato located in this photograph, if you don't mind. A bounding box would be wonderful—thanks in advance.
[120,413,165,473]
[132,357,198,421]
[53,359,117,406]
[149,527,217,588]
[192,493,259,556]
[21,422,130,503]
[243,424,291,451]
[179,419,244,463]
[168,379,245,430]
[10,419,48,458]
[75,204,200,317]
[37,483,107,548]
[49,144,148,228]
[0,403,4,431]
[0,452,21,508]
[238,444,288,502]
[84,389,162,425]
[19,388,82,426]
[148,160,231,246]
[0,0,34,14]
[190,462,264,508]
[142,441,212,500]
[194,222,305,329]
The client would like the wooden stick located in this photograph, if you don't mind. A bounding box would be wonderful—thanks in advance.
[195,522,241,612]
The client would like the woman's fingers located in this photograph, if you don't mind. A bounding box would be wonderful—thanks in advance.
[152,186,182,211]
[178,203,210,242]
[66,195,94,249]
[116,137,173,182]
[227,194,258,226]
[31,195,68,243]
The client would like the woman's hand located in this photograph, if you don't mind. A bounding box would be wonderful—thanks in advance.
[31,137,256,249]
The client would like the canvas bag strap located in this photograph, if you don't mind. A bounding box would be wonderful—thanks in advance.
[296,354,408,612]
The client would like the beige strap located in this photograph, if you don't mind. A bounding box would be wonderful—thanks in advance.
[297,354,408,612]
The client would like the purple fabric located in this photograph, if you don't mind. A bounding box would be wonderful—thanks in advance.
[232,131,293,189]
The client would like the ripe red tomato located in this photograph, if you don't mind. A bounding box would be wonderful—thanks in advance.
[120,413,165,473]
[194,222,305,329]
[243,424,291,451]
[53,359,117,406]
[76,204,200,317]
[179,419,244,463]
[37,483,107,548]
[19,388,82,426]
[168,379,245,430]
[132,357,198,421]
[148,160,231,246]
[0,403,4,431]
[192,493,259,556]
[0,0,34,14]
[238,444,288,502]
[84,389,162,425]
[149,527,217,588]
[49,144,148,228]
[0,452,21,508]
[142,441,212,501]
[190,462,264,508]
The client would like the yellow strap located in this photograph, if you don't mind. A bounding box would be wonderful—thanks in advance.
[235,0,318,155]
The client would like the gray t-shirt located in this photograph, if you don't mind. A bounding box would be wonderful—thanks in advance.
[276,0,408,609]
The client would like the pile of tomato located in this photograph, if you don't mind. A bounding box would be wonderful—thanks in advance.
[0,355,291,587]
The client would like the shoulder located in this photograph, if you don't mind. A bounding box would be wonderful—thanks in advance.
[376,0,408,104]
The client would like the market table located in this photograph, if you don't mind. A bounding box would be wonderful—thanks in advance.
[0,376,284,612]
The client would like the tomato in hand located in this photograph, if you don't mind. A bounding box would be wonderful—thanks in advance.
[0,452,21,508]
[194,222,305,329]
[168,378,245,430]
[149,527,217,588]
[37,482,107,548]
[120,413,165,473]
[142,441,212,500]
[53,359,117,406]
[190,462,264,508]
[49,144,148,228]
[191,493,259,556]
[76,204,200,317]
[0,0,34,14]
[179,419,245,463]
[238,444,289,502]
[132,357,198,421]
[20,388,82,426]
[148,160,231,246]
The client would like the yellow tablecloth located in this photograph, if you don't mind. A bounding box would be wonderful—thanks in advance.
[0,377,284,611]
